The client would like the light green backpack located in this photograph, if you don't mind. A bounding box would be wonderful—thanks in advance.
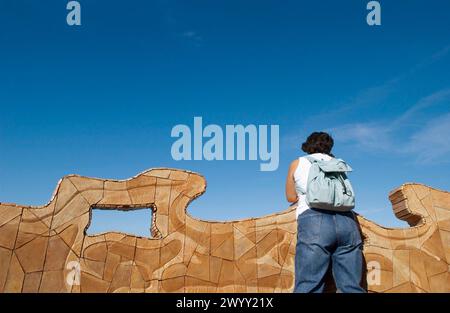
[299,156,355,212]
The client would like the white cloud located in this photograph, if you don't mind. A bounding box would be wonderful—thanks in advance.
[282,45,450,161]
[181,30,203,43]
[405,113,450,163]
[304,45,450,126]
[392,88,450,127]
[182,31,196,38]
[329,121,393,151]
[330,89,450,163]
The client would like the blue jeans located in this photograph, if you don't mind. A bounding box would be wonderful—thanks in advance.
[293,208,366,293]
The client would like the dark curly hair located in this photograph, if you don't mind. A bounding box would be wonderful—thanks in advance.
[301,132,334,157]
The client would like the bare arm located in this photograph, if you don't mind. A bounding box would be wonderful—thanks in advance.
[285,159,299,203]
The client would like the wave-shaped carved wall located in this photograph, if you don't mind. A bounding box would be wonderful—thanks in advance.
[0,168,449,292]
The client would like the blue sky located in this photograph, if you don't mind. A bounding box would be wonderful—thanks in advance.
[1,0,449,236]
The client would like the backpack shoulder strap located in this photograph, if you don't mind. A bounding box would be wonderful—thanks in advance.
[304,155,318,164]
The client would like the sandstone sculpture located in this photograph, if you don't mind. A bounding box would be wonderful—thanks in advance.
[0,168,448,293]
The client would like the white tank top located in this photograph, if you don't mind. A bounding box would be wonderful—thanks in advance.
[294,153,333,218]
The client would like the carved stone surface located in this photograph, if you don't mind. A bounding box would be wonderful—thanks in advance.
[0,168,448,293]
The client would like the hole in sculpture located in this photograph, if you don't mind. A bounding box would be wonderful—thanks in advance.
[87,207,154,238]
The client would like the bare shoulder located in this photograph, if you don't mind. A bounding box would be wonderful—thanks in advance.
[289,159,299,172]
